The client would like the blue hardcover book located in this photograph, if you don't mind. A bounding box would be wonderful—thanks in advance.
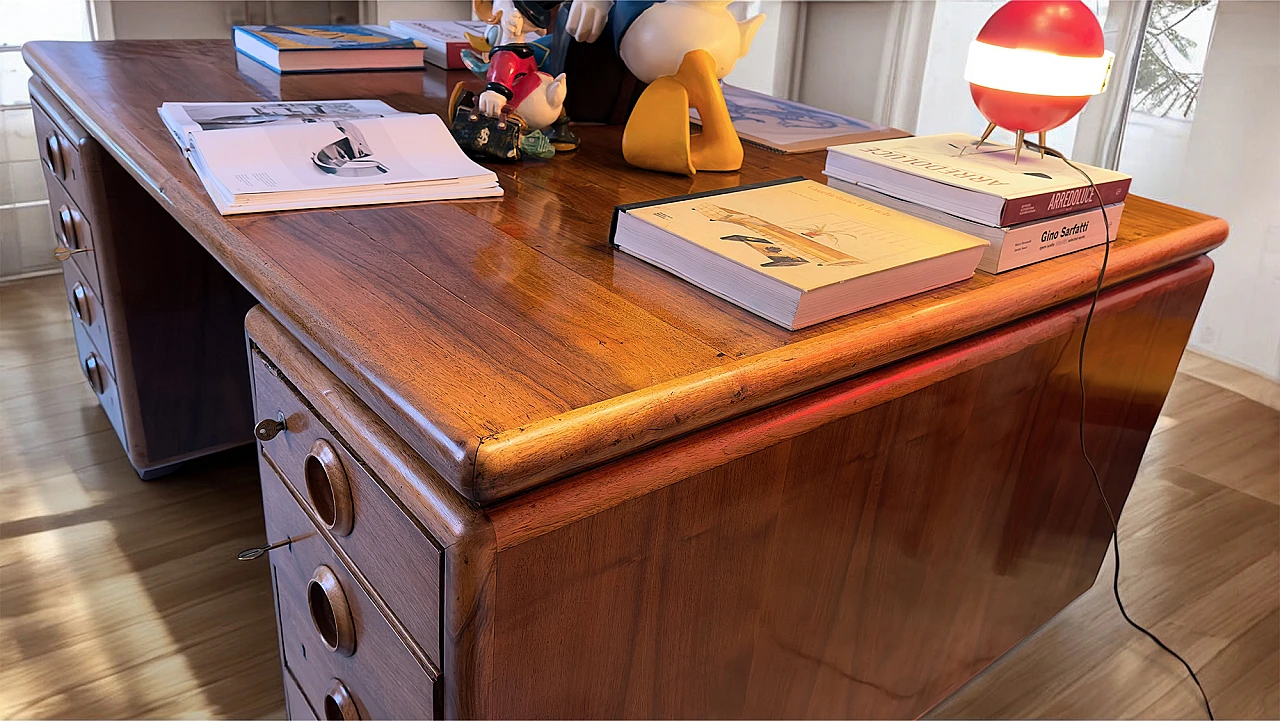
[233,25,427,73]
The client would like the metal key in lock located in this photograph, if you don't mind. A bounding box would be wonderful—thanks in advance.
[238,534,308,561]
[255,411,288,441]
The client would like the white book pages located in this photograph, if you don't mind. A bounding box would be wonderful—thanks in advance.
[186,114,500,214]
[159,99,407,152]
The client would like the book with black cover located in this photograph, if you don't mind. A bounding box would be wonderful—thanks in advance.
[610,178,988,330]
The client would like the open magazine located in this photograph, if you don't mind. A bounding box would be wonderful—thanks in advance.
[159,100,406,152]
[186,114,501,214]
[690,85,907,154]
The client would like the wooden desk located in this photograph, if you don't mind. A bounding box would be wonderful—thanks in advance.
[24,40,1226,719]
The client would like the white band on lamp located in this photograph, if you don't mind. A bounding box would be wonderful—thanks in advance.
[965,41,1115,96]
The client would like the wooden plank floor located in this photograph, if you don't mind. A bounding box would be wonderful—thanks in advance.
[2,273,1277,719]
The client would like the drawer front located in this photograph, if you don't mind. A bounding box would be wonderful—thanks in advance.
[262,462,437,720]
[252,350,442,663]
[284,667,318,720]
[61,259,111,371]
[30,83,93,201]
[44,175,101,296]
[72,318,125,449]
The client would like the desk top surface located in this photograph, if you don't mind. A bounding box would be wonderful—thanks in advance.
[24,40,1227,504]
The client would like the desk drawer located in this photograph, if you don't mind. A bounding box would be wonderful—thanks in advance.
[285,667,318,720]
[72,318,125,449]
[263,463,437,720]
[61,259,111,371]
[30,80,94,202]
[252,350,442,664]
[44,174,101,296]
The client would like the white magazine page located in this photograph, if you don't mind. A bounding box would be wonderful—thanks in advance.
[158,99,405,151]
[831,133,1129,196]
[189,114,495,196]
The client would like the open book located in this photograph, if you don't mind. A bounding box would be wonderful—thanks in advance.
[186,114,501,214]
[159,100,406,152]
[691,84,908,154]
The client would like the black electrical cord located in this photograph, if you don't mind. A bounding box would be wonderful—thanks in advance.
[1027,138,1215,720]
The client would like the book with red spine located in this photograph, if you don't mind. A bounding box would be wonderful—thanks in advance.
[825,133,1130,227]
[389,20,486,70]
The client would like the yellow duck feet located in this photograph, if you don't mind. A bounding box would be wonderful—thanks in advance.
[622,49,743,176]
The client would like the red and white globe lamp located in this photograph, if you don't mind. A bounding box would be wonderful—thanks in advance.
[965,0,1115,163]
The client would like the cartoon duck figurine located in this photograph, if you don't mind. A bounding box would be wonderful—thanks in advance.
[449,0,571,160]
[618,0,763,175]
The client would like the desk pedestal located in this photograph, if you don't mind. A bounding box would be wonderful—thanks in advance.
[247,257,1210,719]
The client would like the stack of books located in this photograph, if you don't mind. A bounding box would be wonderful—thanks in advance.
[159,101,501,214]
[233,25,428,73]
[389,20,487,70]
[824,133,1130,273]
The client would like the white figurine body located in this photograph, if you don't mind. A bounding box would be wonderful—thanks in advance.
[513,73,569,130]
[619,0,764,84]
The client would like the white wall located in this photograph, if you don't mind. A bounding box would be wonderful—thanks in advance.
[370,0,469,25]
[102,1,363,40]
[793,1,899,121]
[724,1,803,97]
[1171,0,1280,380]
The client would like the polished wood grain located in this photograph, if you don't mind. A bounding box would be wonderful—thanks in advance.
[485,260,1210,549]
[477,257,1211,718]
[6,275,1275,719]
[30,78,259,477]
[22,40,1229,504]
[929,372,1280,719]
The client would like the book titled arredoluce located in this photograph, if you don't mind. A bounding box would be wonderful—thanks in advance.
[825,133,1130,227]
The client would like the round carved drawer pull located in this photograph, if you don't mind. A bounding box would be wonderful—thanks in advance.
[56,205,78,248]
[323,678,360,720]
[70,282,93,325]
[45,135,63,178]
[307,565,355,656]
[305,439,354,536]
[84,353,105,395]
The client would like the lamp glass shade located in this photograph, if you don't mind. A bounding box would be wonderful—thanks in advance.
[965,41,1115,96]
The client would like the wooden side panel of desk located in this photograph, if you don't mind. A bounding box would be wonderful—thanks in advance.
[29,77,257,476]
[479,257,1211,719]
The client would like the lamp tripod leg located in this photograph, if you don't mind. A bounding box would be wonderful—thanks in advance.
[960,121,997,157]
[1038,131,1047,158]
[978,122,997,146]
[1014,129,1025,165]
